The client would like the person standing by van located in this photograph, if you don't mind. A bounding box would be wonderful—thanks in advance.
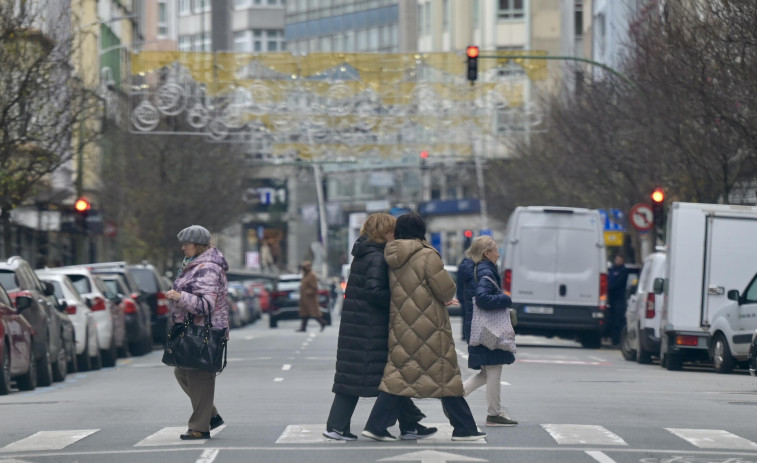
[462,236,518,427]
[607,254,629,345]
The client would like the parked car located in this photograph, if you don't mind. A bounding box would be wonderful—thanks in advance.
[229,281,262,324]
[127,262,171,345]
[0,286,37,394]
[36,271,102,371]
[0,257,75,385]
[710,270,757,373]
[247,280,272,313]
[501,206,608,348]
[97,273,153,356]
[621,249,666,364]
[42,266,123,367]
[445,265,462,316]
[268,273,331,328]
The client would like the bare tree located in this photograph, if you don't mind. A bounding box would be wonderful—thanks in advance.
[0,2,100,256]
[488,0,757,220]
[99,122,249,273]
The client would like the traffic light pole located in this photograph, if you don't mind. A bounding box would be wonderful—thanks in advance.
[475,53,637,89]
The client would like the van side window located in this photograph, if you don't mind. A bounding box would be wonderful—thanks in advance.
[744,279,757,303]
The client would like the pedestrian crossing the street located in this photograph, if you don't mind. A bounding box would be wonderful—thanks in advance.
[2,424,757,453]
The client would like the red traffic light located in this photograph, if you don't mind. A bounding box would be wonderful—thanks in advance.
[466,46,479,59]
[651,187,664,204]
[464,230,473,238]
[74,197,91,212]
[420,150,429,159]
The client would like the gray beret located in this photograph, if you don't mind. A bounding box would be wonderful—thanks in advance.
[177,225,211,245]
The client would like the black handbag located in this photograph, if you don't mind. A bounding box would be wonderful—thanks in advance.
[162,297,228,374]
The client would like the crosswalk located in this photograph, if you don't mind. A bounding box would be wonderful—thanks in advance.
[1,424,757,453]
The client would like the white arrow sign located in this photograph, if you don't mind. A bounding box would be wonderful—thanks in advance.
[378,450,487,463]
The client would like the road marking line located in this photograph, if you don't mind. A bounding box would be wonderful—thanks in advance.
[585,450,617,463]
[500,381,511,386]
[542,424,627,446]
[134,426,226,447]
[1,430,99,452]
[195,448,219,463]
[244,336,254,340]
[282,364,292,371]
[274,377,284,382]
[667,428,757,450]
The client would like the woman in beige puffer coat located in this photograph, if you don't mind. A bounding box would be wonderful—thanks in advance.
[362,213,486,442]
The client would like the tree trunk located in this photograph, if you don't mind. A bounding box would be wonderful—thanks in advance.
[1,207,12,258]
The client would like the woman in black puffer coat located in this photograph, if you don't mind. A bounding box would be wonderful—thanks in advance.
[324,213,433,441]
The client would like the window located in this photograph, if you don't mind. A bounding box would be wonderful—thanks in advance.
[157,1,168,37]
[443,0,449,31]
[575,1,583,37]
[473,0,480,29]
[235,31,250,52]
[235,0,250,8]
[195,0,211,13]
[179,36,192,51]
[179,0,190,15]
[498,0,524,20]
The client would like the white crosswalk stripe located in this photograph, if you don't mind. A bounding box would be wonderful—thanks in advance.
[0,430,99,452]
[134,425,227,447]
[666,428,757,450]
[541,424,627,446]
[276,424,485,444]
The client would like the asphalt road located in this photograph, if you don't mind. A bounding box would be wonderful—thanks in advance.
[2,311,757,463]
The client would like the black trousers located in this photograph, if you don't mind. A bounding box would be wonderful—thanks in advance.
[326,392,425,434]
[365,391,479,436]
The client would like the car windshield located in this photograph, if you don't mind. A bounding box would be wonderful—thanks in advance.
[278,277,301,292]
[130,268,159,293]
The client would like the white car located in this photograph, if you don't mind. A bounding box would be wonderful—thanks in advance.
[621,248,666,364]
[36,271,102,371]
[41,267,122,367]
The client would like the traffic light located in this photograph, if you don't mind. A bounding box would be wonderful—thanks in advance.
[466,46,479,82]
[420,150,429,169]
[74,196,91,233]
[651,187,665,227]
[463,229,473,250]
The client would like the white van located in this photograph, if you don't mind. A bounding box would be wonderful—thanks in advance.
[502,206,608,348]
[621,248,666,364]
[660,202,757,371]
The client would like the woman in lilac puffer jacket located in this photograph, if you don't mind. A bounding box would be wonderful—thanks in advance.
[166,225,229,441]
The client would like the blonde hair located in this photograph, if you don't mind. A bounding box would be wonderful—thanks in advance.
[468,236,497,265]
[360,212,396,244]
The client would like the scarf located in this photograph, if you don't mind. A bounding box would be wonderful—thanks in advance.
[177,256,195,277]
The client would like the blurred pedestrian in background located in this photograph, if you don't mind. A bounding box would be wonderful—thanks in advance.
[296,261,327,332]
[166,225,229,440]
[324,212,435,441]
[362,213,485,442]
[461,236,518,427]
[457,247,475,343]
[607,254,629,345]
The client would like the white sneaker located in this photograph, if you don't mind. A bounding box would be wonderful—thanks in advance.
[361,429,399,442]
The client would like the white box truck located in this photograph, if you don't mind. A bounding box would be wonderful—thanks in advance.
[660,202,757,371]
[502,206,608,348]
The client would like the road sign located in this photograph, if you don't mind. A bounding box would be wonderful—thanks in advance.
[630,203,654,231]
[604,231,624,246]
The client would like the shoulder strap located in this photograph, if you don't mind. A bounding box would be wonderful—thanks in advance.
[481,275,501,290]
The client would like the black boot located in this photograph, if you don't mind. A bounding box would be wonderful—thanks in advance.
[295,318,307,332]
[319,318,327,332]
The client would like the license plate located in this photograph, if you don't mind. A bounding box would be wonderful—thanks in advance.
[524,306,553,315]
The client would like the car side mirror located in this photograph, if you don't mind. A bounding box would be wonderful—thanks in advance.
[15,295,32,311]
[727,289,740,302]
[85,297,93,308]
[43,281,55,297]
[653,278,665,295]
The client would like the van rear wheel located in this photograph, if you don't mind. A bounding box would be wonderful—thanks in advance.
[712,333,736,374]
